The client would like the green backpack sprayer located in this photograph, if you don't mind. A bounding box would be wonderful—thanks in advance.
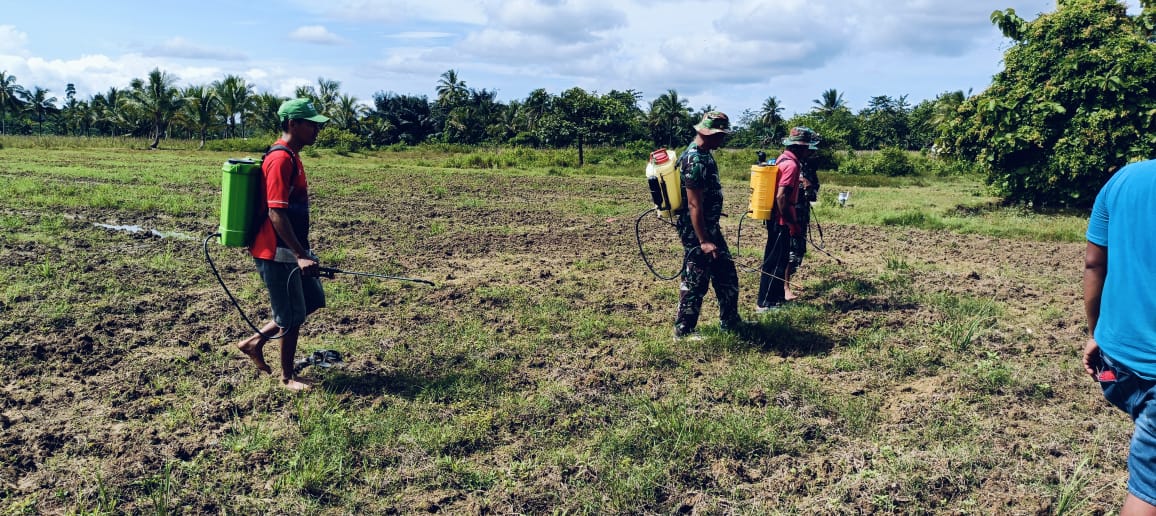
[204,147,433,340]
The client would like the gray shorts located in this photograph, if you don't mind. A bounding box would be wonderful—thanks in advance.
[255,259,326,328]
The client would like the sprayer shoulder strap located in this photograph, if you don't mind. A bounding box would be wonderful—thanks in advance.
[244,145,298,248]
[264,144,297,184]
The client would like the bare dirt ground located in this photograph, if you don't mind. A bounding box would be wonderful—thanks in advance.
[0,166,1122,514]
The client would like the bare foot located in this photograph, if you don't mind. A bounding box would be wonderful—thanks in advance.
[784,289,798,301]
[281,378,312,391]
[236,337,272,375]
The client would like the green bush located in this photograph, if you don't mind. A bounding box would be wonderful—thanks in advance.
[202,138,275,153]
[839,147,915,177]
[509,131,539,147]
[909,152,981,177]
[315,127,364,153]
[811,148,840,172]
[875,147,915,177]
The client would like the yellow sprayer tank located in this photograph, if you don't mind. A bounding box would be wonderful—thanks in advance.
[748,163,780,221]
[647,148,682,218]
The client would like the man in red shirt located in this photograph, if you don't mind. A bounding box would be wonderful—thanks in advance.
[756,127,819,312]
[236,98,328,391]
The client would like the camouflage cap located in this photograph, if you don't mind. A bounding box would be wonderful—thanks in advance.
[694,111,731,135]
[782,126,820,149]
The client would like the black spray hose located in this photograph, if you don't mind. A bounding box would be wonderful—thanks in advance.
[736,212,749,256]
[635,206,802,288]
[728,213,800,297]
[634,207,688,281]
[805,209,842,265]
[736,212,786,261]
[203,232,287,340]
[719,251,798,290]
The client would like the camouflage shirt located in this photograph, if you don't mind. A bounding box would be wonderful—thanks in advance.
[677,142,724,226]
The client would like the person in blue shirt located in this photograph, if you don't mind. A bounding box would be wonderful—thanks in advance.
[1084,159,1156,515]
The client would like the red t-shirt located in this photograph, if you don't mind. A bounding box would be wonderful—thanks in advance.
[249,141,309,260]
[775,150,801,226]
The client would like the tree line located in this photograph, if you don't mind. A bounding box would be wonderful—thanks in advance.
[3,0,1153,209]
[0,67,962,158]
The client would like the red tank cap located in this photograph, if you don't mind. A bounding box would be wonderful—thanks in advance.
[651,149,669,164]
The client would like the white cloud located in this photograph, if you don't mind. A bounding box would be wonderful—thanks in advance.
[292,0,486,24]
[483,0,626,44]
[290,26,348,45]
[1,0,1144,119]
[386,31,456,40]
[0,25,29,55]
[460,28,616,62]
[142,37,248,61]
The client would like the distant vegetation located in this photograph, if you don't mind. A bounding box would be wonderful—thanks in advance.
[0,0,1151,208]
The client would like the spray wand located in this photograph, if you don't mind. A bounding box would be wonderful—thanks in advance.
[316,266,435,286]
[203,233,434,339]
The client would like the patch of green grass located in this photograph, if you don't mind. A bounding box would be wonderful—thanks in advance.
[0,142,1117,513]
[925,293,1001,352]
[967,353,1014,394]
[148,246,180,273]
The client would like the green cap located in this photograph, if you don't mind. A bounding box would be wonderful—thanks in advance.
[277,98,330,123]
[694,111,731,135]
[782,126,820,149]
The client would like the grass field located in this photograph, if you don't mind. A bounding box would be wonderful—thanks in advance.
[0,137,1124,514]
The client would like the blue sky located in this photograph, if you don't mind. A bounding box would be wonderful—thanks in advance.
[0,1,1141,122]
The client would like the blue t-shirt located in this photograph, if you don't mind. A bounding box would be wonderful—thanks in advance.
[1087,160,1156,379]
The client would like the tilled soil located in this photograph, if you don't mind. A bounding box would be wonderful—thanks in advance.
[0,164,1120,514]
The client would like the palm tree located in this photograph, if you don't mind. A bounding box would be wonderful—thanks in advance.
[929,90,966,130]
[212,75,254,138]
[251,92,286,134]
[756,96,786,143]
[180,85,220,149]
[759,96,784,127]
[648,89,691,148]
[333,93,364,132]
[20,87,58,136]
[314,78,341,116]
[366,91,436,145]
[494,99,522,141]
[0,71,26,135]
[812,88,847,117]
[521,88,552,135]
[91,87,125,137]
[294,85,317,104]
[435,69,468,110]
[127,68,183,149]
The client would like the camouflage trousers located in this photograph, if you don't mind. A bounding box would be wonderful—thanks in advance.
[675,223,740,335]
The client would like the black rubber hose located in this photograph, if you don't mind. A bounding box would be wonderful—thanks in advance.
[203,232,286,340]
[634,208,688,281]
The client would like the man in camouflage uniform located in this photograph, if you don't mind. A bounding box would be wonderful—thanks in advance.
[674,111,742,339]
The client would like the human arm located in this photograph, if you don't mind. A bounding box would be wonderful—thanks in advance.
[1082,241,1107,377]
[685,186,717,259]
[264,151,318,276]
[268,208,318,275]
[775,159,800,226]
[775,183,794,224]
